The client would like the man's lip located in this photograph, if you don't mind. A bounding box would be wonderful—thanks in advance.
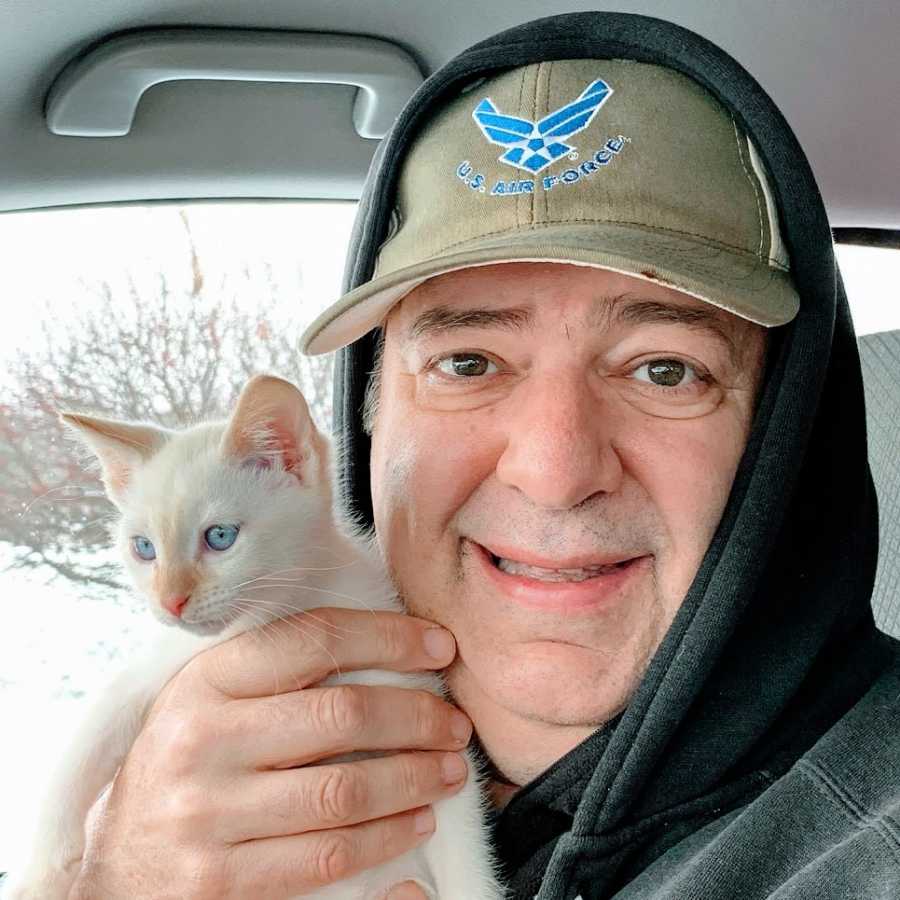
[473,540,643,569]
[469,540,650,613]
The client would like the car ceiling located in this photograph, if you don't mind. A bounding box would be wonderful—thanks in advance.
[2,0,898,229]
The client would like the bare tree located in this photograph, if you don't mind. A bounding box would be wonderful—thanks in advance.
[0,213,334,592]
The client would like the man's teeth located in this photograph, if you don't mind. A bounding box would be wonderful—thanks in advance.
[494,556,629,582]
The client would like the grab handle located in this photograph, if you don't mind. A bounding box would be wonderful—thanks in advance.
[46,28,424,139]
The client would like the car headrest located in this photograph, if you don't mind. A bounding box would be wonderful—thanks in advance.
[860,328,900,636]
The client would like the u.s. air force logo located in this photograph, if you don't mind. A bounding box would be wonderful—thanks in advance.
[455,77,630,196]
[473,78,613,174]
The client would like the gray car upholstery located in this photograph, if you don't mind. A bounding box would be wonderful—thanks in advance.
[861,329,900,636]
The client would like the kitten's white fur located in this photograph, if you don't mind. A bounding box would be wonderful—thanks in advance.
[3,375,506,900]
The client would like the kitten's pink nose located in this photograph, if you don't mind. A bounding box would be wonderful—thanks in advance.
[163,595,190,618]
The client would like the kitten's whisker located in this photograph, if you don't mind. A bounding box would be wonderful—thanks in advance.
[233,598,346,645]
[235,588,377,635]
[229,586,370,632]
[297,546,363,563]
[236,579,320,587]
[235,598,344,676]
[230,601,291,694]
[249,574,358,583]
[231,596,337,631]
[75,516,115,533]
[236,582,374,609]
[19,484,93,517]
[261,613,341,681]
[242,582,379,617]
[296,607,363,636]
[213,610,233,631]
[267,561,359,575]
[227,565,359,594]
[265,562,359,573]
[229,573,299,591]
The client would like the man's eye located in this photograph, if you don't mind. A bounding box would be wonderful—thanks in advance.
[435,353,497,378]
[631,358,700,388]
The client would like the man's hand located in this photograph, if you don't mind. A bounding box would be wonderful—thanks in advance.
[69,607,472,900]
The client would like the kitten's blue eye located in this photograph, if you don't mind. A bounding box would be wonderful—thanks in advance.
[132,536,156,561]
[205,524,240,551]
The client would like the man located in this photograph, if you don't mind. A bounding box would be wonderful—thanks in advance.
[69,11,900,900]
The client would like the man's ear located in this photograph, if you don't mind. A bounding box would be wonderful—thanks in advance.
[59,412,170,507]
[220,374,326,485]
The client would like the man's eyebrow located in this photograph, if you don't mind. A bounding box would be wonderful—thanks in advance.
[604,298,741,368]
[405,305,533,342]
[403,296,742,366]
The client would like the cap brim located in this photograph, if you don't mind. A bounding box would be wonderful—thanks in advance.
[300,222,800,355]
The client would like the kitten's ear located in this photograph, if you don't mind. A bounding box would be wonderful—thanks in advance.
[59,412,170,506]
[221,375,326,484]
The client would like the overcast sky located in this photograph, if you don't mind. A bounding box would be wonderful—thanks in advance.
[0,201,358,366]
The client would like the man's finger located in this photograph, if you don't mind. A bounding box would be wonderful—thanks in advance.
[195,607,456,699]
[217,750,467,842]
[224,684,472,769]
[225,805,436,896]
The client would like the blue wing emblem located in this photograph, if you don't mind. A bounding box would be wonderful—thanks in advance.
[472,79,613,174]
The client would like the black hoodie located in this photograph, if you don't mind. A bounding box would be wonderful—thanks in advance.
[329,12,900,900]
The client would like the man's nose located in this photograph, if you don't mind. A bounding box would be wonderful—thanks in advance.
[495,371,623,509]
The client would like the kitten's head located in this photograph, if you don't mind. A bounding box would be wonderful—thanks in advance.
[60,375,335,636]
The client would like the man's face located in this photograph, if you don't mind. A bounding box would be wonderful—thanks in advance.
[370,262,766,730]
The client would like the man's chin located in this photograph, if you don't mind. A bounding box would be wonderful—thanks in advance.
[447,637,634,728]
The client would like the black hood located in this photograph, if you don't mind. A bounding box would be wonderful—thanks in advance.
[329,11,897,896]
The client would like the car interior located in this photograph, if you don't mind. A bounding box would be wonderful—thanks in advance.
[1,0,898,880]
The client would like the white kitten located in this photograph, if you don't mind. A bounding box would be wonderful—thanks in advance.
[3,374,505,900]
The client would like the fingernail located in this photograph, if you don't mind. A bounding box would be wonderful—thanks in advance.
[386,882,425,900]
[441,752,467,784]
[451,711,472,744]
[423,627,455,660]
[415,806,436,834]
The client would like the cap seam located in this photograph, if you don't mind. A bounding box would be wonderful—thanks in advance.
[432,218,791,271]
[536,60,551,225]
[516,67,527,232]
[527,62,540,228]
[732,116,766,260]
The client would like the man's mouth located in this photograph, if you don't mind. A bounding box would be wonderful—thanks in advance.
[468,540,649,612]
[489,553,635,583]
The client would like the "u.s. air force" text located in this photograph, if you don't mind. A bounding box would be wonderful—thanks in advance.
[456,135,630,197]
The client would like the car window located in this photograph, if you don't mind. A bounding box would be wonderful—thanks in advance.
[0,201,355,869]
[834,242,900,334]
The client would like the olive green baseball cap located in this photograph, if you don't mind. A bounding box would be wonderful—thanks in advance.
[301,58,799,356]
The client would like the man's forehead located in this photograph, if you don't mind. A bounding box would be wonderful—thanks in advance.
[386,263,755,361]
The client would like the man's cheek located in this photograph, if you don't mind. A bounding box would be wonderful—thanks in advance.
[654,425,745,563]
[398,418,496,516]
